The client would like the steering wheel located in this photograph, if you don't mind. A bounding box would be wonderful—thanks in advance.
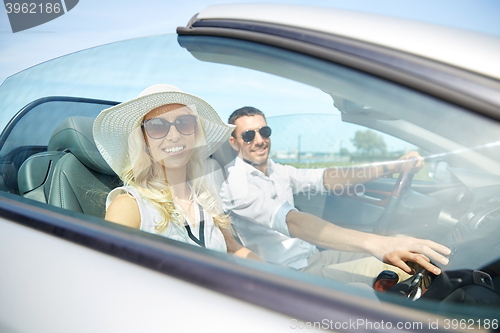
[376,157,418,235]
[381,172,500,306]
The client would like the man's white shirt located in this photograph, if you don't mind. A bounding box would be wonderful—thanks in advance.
[220,156,326,269]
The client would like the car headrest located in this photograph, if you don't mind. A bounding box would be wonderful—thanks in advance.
[211,140,237,171]
[48,116,115,176]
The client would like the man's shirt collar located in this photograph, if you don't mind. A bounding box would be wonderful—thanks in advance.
[234,155,275,178]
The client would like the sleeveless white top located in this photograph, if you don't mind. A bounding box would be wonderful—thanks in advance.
[106,186,227,253]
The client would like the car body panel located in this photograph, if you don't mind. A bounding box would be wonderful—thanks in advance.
[0,218,293,333]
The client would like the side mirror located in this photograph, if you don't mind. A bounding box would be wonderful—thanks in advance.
[429,160,449,181]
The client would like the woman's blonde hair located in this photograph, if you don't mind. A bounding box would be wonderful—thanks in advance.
[119,106,230,233]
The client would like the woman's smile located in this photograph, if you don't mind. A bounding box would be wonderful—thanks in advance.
[162,145,186,155]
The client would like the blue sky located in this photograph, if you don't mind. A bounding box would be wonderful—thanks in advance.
[1,0,500,85]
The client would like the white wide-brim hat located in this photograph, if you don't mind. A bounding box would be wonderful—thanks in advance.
[93,84,235,176]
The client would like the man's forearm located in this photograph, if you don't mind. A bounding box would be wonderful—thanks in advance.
[322,164,386,190]
[285,209,451,275]
[286,210,380,253]
[322,151,425,190]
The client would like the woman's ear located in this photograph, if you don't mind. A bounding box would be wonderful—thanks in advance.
[229,135,240,152]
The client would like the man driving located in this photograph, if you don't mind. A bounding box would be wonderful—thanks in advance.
[220,106,451,286]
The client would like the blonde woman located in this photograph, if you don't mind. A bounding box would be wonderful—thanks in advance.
[93,84,260,260]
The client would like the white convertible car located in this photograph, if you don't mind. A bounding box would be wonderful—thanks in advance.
[1,4,499,332]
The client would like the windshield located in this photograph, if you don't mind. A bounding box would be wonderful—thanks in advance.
[1,33,499,321]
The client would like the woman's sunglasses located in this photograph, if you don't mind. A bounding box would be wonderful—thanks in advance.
[240,126,272,143]
[142,115,197,139]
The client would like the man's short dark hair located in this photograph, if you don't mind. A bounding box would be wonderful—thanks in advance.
[228,106,266,125]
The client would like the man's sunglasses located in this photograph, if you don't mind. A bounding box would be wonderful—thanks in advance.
[142,115,197,139]
[239,126,272,143]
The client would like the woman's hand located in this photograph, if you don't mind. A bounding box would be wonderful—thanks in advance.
[220,227,264,261]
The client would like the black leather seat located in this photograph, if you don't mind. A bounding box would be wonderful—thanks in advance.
[18,150,66,203]
[210,140,237,179]
[18,116,121,218]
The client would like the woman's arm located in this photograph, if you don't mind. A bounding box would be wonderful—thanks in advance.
[220,227,264,262]
[105,193,141,229]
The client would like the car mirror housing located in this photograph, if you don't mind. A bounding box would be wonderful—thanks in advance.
[429,160,450,181]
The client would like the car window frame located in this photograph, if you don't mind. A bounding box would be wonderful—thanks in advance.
[178,19,500,121]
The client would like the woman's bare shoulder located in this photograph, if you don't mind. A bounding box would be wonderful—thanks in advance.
[105,193,141,229]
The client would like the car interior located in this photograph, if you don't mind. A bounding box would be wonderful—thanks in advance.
[18,116,121,217]
[1,95,500,313]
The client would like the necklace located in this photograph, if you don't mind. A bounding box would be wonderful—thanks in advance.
[173,196,195,228]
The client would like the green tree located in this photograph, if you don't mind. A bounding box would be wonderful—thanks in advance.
[351,129,386,155]
[339,148,350,156]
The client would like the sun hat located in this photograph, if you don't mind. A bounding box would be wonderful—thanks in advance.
[93,84,235,176]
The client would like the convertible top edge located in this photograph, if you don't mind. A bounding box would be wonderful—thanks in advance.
[177,22,500,121]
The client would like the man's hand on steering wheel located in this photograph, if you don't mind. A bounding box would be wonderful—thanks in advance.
[388,151,425,174]
[371,236,451,275]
